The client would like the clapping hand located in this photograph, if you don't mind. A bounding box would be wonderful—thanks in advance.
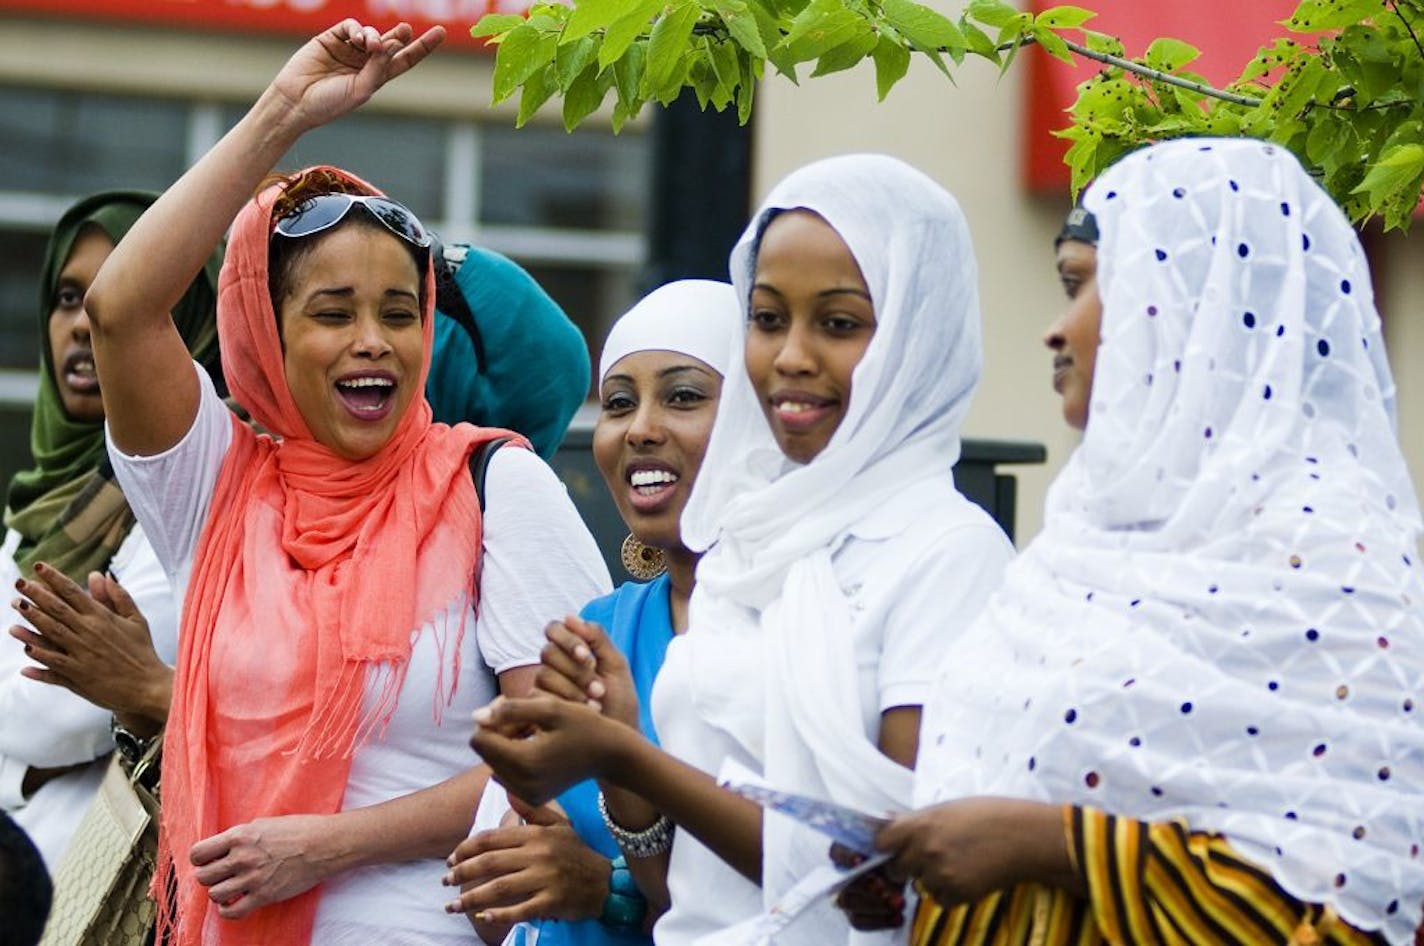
[534,615,640,729]
[10,562,171,731]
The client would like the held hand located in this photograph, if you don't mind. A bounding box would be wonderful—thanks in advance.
[269,19,445,134]
[535,615,641,730]
[11,563,172,728]
[443,801,610,927]
[190,814,343,920]
[830,843,905,931]
[876,797,1073,907]
[470,695,629,805]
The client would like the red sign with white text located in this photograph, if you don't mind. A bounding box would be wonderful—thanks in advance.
[0,0,534,51]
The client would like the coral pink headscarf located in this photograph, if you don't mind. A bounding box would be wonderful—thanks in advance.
[156,168,517,945]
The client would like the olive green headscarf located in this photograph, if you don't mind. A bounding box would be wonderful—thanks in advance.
[3,191,224,581]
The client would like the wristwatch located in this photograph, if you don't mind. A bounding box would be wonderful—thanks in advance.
[109,715,158,767]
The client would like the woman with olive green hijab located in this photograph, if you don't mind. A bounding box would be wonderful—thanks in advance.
[0,191,222,868]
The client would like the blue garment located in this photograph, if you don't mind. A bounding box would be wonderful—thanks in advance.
[520,575,675,946]
[426,246,590,460]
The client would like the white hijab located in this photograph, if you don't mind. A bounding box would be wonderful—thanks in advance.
[677,154,987,918]
[916,138,1424,944]
[598,279,738,383]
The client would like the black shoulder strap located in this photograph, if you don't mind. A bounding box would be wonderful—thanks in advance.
[467,436,513,511]
[432,239,488,373]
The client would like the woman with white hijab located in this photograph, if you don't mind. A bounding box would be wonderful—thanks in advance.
[446,280,739,946]
[866,139,1424,946]
[472,154,1014,945]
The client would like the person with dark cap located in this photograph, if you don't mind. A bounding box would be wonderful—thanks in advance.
[0,812,50,946]
[1043,206,1099,431]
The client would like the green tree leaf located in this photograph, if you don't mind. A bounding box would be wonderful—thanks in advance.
[782,0,870,60]
[1032,25,1073,63]
[563,0,627,43]
[613,39,649,110]
[737,46,758,122]
[966,0,1022,29]
[1352,141,1424,204]
[1036,5,1095,29]
[871,34,912,99]
[1144,37,1201,73]
[493,25,559,103]
[749,0,797,78]
[557,35,600,89]
[709,35,743,90]
[881,0,968,60]
[472,13,526,39]
[643,1,701,98]
[718,0,769,58]
[1081,29,1123,57]
[563,61,617,130]
[812,29,878,75]
[690,43,718,109]
[1335,24,1401,100]
[959,17,1000,62]
[516,63,558,126]
[1287,0,1387,32]
[996,17,1034,75]
[599,0,664,68]
[1241,38,1298,82]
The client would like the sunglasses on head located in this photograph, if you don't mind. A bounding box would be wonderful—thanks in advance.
[273,193,432,249]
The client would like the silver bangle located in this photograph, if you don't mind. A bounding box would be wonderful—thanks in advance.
[598,790,674,859]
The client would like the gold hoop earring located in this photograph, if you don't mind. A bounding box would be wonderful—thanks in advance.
[621,534,667,580]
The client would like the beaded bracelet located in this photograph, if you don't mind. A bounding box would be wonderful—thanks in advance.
[598,791,675,859]
[599,855,648,932]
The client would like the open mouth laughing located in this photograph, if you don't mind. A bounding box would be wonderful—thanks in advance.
[334,371,398,421]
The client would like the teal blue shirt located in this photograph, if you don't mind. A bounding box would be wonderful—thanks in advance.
[514,576,675,946]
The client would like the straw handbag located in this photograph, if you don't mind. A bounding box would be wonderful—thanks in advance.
[39,735,161,946]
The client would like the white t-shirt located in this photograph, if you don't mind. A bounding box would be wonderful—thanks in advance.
[108,364,610,945]
[650,500,1013,946]
[0,522,179,869]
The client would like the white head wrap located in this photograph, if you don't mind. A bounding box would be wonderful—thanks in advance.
[597,279,739,383]
[916,138,1424,943]
[674,154,989,922]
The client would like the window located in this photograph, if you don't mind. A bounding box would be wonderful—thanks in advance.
[481,124,648,231]
[0,84,650,390]
[0,86,188,194]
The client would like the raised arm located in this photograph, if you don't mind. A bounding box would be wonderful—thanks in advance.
[86,20,444,457]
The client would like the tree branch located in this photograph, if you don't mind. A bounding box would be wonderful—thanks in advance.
[1054,35,1265,107]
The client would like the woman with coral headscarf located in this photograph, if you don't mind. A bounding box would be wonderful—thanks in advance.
[84,20,608,946]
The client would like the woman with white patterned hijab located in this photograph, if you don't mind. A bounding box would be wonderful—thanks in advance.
[886,138,1424,946]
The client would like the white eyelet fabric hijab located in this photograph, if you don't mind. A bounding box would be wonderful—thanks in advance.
[915,138,1424,943]
[677,154,987,925]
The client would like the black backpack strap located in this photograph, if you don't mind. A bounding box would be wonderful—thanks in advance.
[432,238,488,373]
[467,436,513,511]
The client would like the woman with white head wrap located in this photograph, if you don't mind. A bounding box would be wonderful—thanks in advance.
[449,280,740,946]
[472,155,1014,946]
[875,138,1424,946]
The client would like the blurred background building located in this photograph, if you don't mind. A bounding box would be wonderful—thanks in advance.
[2,0,1421,543]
